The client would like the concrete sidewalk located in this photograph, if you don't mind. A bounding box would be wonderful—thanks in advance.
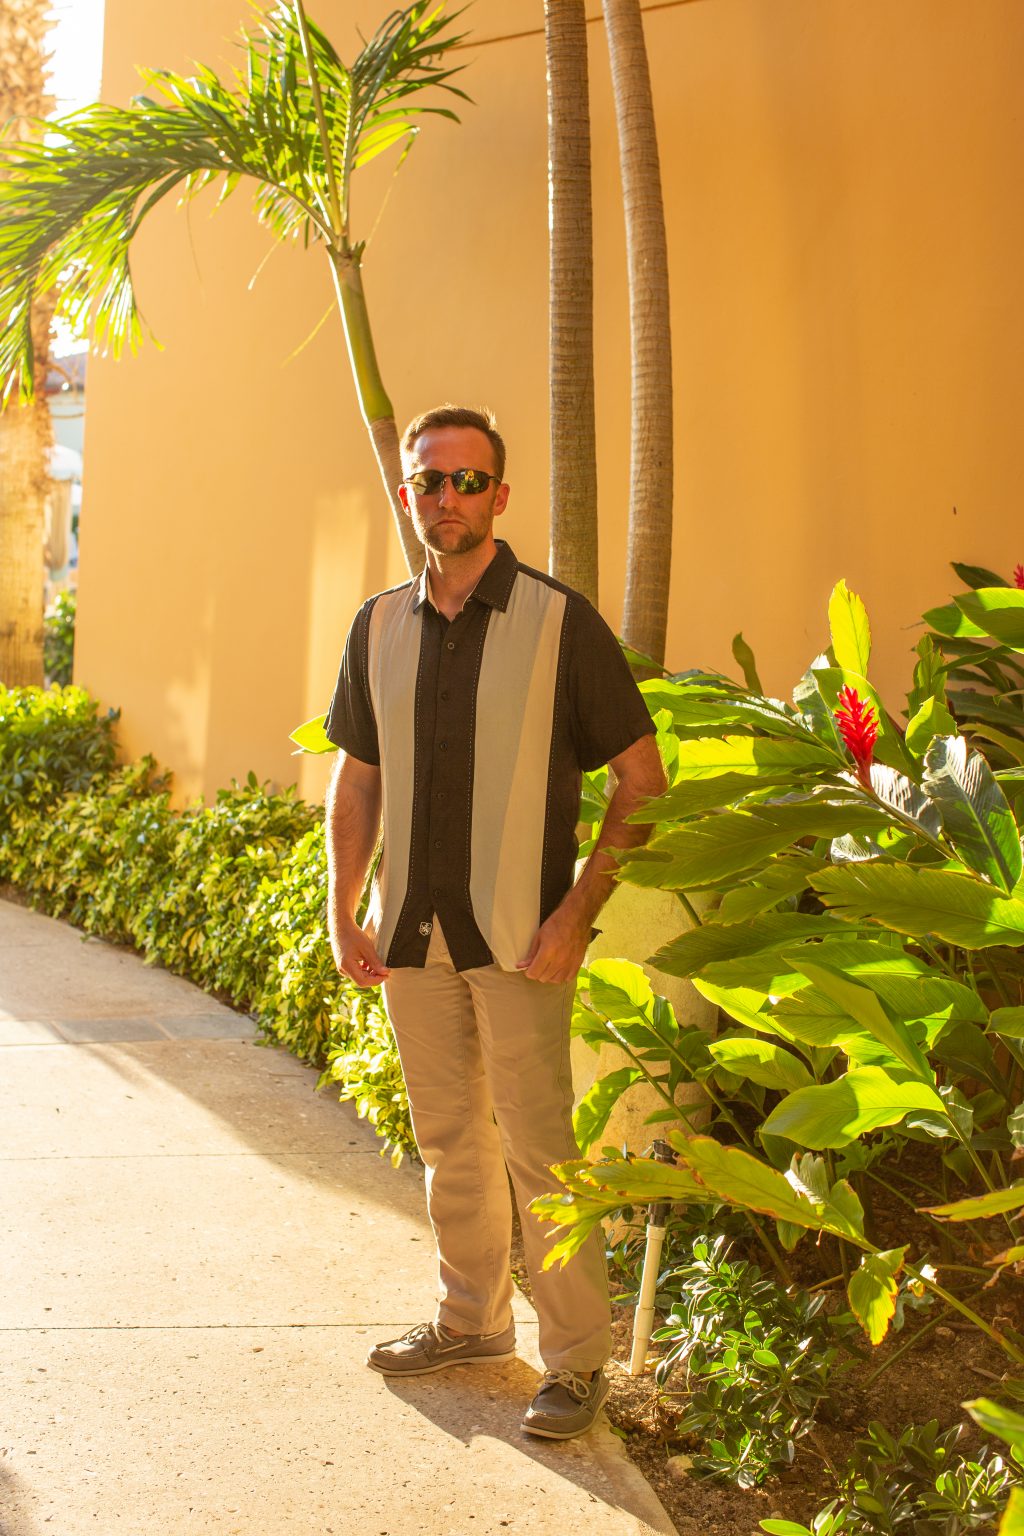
[0,898,676,1536]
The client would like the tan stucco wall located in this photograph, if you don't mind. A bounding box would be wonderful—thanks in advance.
[75,0,1024,803]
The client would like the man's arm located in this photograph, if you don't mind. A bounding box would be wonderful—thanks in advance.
[517,731,667,984]
[325,752,391,987]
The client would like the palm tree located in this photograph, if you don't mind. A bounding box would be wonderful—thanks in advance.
[0,0,55,686]
[602,0,673,669]
[0,1,470,576]
[544,0,598,606]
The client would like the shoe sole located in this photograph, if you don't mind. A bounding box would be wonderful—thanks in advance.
[367,1347,516,1377]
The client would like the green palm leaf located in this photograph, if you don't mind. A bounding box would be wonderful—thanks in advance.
[0,1,468,402]
[922,735,1022,893]
[812,863,1024,949]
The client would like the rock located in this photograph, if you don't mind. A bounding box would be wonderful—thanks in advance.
[666,1453,694,1478]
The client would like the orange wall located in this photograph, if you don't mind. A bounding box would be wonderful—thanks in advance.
[76,0,1024,803]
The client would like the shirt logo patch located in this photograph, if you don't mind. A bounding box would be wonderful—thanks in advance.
[418,920,433,937]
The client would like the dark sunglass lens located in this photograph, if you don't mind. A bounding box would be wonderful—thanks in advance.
[451,469,490,494]
[408,470,445,496]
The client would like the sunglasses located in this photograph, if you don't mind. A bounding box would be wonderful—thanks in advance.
[404,468,500,497]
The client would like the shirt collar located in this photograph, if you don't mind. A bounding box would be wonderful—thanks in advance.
[412,539,519,614]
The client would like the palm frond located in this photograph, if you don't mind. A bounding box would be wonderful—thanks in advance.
[0,0,468,403]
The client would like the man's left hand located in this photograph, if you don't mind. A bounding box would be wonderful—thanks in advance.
[516,907,591,984]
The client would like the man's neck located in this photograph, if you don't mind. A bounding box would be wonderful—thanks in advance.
[425,538,499,620]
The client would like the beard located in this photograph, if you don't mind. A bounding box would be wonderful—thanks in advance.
[420,518,490,556]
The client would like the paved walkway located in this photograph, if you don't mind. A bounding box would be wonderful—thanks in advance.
[0,898,676,1536]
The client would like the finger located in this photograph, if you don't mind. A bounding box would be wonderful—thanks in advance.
[517,933,541,971]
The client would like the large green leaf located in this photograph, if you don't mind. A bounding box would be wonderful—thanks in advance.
[531,1156,708,1269]
[628,773,796,825]
[952,562,1012,590]
[921,1182,1024,1220]
[990,1007,1024,1040]
[923,602,987,638]
[668,735,840,781]
[997,1487,1024,1536]
[619,801,887,891]
[955,589,1024,651]
[802,938,987,1023]
[651,913,851,978]
[761,1068,948,1149]
[289,712,335,754]
[847,1246,908,1345]
[792,958,934,1080]
[572,1067,644,1153]
[708,1037,815,1093]
[864,763,943,841]
[964,1397,1024,1452]
[811,863,1024,949]
[668,1134,866,1243]
[586,960,654,1021]
[706,862,819,925]
[923,736,1023,893]
[828,579,872,677]
[905,695,958,756]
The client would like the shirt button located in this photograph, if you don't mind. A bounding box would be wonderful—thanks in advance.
[446,641,455,651]
[440,690,449,701]
[433,839,442,849]
[432,887,443,899]
[436,790,446,799]
[439,741,448,751]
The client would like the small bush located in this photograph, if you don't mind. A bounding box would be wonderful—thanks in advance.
[44,590,76,687]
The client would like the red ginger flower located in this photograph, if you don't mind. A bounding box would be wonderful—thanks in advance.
[835,686,878,784]
[1014,564,1024,589]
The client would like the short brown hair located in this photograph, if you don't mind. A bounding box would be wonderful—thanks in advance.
[401,404,506,481]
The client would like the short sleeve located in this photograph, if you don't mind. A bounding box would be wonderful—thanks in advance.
[324,600,380,765]
[566,597,656,771]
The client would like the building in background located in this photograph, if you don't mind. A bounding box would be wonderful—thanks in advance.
[74,0,1024,803]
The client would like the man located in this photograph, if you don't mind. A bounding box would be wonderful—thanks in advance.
[324,404,666,1440]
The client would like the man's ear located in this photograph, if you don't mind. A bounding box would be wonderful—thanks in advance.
[398,482,412,516]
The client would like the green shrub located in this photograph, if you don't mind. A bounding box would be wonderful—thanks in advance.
[653,1234,846,1487]
[0,683,116,831]
[43,590,76,687]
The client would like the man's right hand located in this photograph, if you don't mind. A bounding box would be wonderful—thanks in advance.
[331,920,391,988]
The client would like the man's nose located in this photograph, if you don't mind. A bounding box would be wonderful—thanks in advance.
[436,475,458,508]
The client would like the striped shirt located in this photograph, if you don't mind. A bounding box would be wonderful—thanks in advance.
[325,540,655,972]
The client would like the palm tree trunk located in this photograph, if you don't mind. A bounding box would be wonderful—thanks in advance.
[602,0,673,669]
[0,0,55,686]
[544,0,598,605]
[327,243,423,577]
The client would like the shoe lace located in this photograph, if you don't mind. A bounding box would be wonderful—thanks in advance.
[402,1321,441,1346]
[541,1368,593,1401]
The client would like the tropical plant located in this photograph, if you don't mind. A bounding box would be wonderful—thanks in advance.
[964,1394,1024,1536]
[653,1233,846,1487]
[532,568,1024,1370]
[0,0,56,686]
[923,561,1024,770]
[601,0,673,668]
[544,0,598,605]
[762,1418,1022,1535]
[0,0,471,573]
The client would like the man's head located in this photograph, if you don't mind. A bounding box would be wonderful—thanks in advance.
[399,404,509,558]
[402,404,506,482]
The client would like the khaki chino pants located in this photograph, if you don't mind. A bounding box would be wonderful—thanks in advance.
[381,921,611,1372]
